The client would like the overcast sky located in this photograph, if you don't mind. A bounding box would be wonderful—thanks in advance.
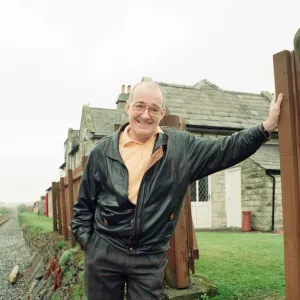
[0,0,299,205]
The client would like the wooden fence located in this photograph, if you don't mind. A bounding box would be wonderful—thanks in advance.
[51,156,87,247]
[51,115,199,289]
[273,30,300,299]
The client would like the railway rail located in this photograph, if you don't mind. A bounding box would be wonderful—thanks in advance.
[0,214,15,227]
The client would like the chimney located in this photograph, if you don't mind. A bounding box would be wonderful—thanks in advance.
[121,85,125,94]
[127,85,131,94]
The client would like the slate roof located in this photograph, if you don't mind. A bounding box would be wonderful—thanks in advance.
[88,78,274,137]
[90,108,126,136]
[157,79,272,129]
[250,144,280,171]
[116,93,129,103]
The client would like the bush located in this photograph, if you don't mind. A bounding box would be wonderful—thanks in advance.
[58,248,77,268]
[0,207,12,215]
[56,241,67,249]
[17,204,27,213]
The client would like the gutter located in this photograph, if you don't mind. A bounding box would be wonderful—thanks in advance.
[69,144,79,155]
[92,134,106,139]
[266,169,280,231]
[186,124,279,138]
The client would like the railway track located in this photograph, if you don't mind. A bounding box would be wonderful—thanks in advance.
[0,214,15,226]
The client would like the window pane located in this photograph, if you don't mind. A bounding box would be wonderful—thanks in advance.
[190,181,197,202]
[198,177,209,202]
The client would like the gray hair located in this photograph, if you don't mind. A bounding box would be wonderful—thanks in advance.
[128,81,166,108]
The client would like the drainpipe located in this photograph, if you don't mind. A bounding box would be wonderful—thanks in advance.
[266,170,276,231]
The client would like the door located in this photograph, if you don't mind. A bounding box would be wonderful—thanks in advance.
[191,176,211,228]
[225,167,242,228]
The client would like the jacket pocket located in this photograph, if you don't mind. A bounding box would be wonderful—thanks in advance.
[85,231,99,253]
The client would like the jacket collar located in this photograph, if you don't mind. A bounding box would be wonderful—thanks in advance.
[104,122,169,162]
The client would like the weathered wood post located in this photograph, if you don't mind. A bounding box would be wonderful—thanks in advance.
[60,177,69,241]
[68,169,76,247]
[56,181,63,235]
[82,156,88,169]
[159,115,199,289]
[273,29,300,299]
[52,181,58,231]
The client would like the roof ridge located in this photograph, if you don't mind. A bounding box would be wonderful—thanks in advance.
[194,79,223,91]
[156,78,224,92]
[155,81,196,90]
[90,107,117,111]
[224,90,267,97]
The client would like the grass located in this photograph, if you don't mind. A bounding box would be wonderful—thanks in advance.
[18,212,53,234]
[195,232,285,300]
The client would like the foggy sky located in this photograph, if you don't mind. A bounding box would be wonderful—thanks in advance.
[0,0,298,204]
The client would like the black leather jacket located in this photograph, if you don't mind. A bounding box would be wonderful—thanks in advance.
[71,123,269,254]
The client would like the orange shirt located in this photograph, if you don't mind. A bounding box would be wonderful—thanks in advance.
[119,125,163,204]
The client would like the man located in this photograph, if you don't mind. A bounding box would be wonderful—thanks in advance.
[71,81,283,300]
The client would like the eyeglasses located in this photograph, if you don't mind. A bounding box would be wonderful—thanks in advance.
[132,102,163,116]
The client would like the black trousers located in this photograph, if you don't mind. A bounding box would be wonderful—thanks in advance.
[84,231,168,300]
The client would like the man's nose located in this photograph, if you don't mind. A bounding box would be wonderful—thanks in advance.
[141,108,151,119]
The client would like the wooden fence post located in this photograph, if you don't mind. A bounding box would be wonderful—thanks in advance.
[68,169,76,247]
[82,156,88,169]
[56,181,63,235]
[180,119,200,267]
[52,182,58,231]
[160,115,198,289]
[273,31,300,299]
[59,177,68,241]
[114,124,121,131]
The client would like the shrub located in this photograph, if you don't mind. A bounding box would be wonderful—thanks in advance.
[58,248,77,267]
[56,241,67,249]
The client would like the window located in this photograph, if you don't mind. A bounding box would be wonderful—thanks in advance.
[190,177,209,202]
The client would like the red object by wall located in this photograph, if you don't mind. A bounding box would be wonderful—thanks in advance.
[242,211,252,232]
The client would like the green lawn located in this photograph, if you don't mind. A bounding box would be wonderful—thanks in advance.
[195,232,285,300]
[18,212,53,233]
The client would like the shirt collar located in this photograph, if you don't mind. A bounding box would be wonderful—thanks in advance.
[120,125,163,147]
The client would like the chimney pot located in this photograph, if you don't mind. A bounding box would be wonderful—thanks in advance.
[127,85,131,94]
[121,85,125,94]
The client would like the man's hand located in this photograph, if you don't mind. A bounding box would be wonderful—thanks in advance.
[263,93,284,133]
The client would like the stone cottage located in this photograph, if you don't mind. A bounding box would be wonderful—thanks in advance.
[59,78,282,232]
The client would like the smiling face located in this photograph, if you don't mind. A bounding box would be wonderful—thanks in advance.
[125,82,166,143]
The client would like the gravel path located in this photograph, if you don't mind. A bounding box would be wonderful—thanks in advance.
[0,216,31,300]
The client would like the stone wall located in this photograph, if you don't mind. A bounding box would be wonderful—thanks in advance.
[211,171,227,228]
[238,159,272,231]
[274,175,283,230]
[192,131,282,231]
[236,159,282,231]
[61,118,282,231]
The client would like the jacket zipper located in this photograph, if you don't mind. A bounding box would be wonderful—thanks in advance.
[131,146,164,246]
[129,169,148,252]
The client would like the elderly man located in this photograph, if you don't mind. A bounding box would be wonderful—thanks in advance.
[71,81,283,300]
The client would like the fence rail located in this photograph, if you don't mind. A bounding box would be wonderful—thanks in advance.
[52,156,86,247]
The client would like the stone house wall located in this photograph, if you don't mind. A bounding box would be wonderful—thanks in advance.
[210,171,227,228]
[190,131,282,231]
[274,175,283,230]
[237,159,273,231]
[63,114,282,232]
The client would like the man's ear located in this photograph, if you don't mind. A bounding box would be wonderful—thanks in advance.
[160,108,166,120]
